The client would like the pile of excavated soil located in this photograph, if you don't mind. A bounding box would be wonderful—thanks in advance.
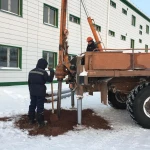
[0,109,111,137]
[0,117,12,122]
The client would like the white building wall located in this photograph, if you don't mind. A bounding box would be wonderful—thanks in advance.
[67,0,82,54]
[0,0,150,84]
[108,0,150,50]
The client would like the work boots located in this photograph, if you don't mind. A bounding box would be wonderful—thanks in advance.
[28,112,36,125]
[37,112,46,127]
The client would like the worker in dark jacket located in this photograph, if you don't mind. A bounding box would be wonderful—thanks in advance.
[86,37,99,52]
[28,58,54,127]
[81,37,99,65]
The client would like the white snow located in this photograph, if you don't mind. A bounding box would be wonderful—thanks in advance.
[80,71,87,76]
[0,83,150,150]
[0,67,21,70]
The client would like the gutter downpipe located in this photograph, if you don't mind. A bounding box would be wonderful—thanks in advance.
[106,0,110,49]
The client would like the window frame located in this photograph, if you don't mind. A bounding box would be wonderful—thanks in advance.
[0,44,22,70]
[0,0,23,17]
[130,39,135,49]
[146,25,149,34]
[122,8,127,15]
[43,4,58,28]
[131,15,136,26]
[139,39,142,43]
[145,44,148,53]
[139,30,142,35]
[109,30,115,37]
[69,14,80,25]
[42,51,57,69]
[121,35,126,41]
[94,24,101,32]
[110,0,116,8]
[140,25,143,30]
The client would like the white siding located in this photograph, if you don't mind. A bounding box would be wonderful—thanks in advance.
[108,0,150,50]
[0,0,150,83]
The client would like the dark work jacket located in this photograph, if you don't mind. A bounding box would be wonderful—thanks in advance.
[86,41,97,52]
[28,58,54,96]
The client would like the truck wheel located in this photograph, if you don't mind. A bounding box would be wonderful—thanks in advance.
[126,82,150,129]
[108,91,127,109]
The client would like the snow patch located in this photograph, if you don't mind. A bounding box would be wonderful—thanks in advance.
[1,84,150,150]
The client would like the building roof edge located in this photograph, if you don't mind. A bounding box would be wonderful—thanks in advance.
[120,0,150,22]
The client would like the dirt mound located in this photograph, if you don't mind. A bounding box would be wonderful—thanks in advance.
[0,117,12,122]
[1,109,111,137]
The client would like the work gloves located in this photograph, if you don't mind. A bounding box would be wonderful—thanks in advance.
[48,67,55,82]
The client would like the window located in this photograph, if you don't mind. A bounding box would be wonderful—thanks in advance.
[121,35,126,41]
[146,25,149,34]
[0,45,22,68]
[140,25,143,30]
[43,51,57,68]
[139,39,142,43]
[122,8,127,15]
[69,14,80,24]
[0,0,22,16]
[109,30,115,37]
[139,30,142,35]
[132,15,136,26]
[110,0,116,8]
[44,4,58,27]
[145,45,148,53]
[130,39,135,49]
[94,24,101,32]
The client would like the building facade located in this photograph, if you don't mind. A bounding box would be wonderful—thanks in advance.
[0,0,150,85]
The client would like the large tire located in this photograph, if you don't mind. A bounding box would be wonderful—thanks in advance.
[108,91,127,109]
[126,82,150,129]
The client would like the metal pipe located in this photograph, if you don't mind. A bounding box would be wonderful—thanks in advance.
[77,98,82,125]
[59,0,67,65]
[106,0,110,49]
[57,80,62,118]
[80,0,82,53]
[46,93,71,102]
[71,90,75,108]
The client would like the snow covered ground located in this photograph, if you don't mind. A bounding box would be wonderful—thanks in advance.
[0,83,150,150]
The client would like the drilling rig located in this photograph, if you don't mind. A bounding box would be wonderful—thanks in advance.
[55,0,150,129]
[55,0,103,119]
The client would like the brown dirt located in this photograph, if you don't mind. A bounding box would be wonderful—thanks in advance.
[0,117,13,122]
[1,109,111,137]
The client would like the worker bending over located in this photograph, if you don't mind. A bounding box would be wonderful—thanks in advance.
[28,58,54,127]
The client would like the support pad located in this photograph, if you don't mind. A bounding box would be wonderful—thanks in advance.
[69,107,77,110]
[73,124,86,130]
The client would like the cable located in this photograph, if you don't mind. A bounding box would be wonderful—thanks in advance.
[80,0,89,17]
